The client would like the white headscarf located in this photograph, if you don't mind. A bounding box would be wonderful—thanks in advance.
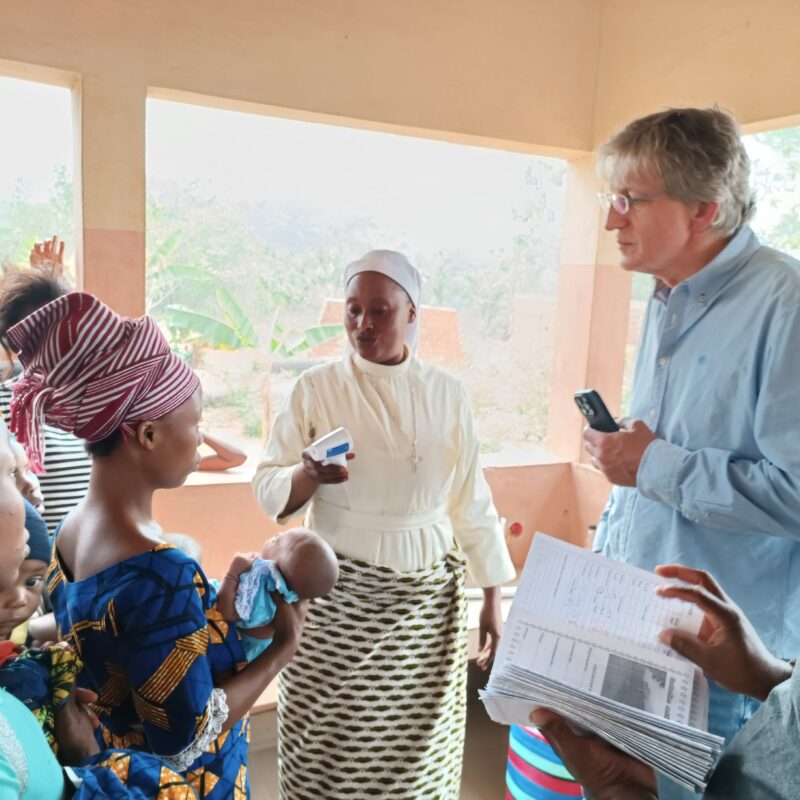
[344,250,421,353]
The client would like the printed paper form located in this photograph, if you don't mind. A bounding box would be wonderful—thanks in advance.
[512,534,703,658]
[482,533,721,782]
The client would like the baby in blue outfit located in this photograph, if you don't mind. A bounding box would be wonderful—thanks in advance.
[217,526,339,660]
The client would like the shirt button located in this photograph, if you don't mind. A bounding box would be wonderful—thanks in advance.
[658,356,668,367]
[649,408,657,419]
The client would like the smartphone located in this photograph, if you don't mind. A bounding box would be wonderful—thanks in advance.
[574,389,619,432]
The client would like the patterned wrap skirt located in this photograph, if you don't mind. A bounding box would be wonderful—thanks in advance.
[277,549,468,799]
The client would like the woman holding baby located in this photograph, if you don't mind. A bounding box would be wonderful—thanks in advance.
[254,250,516,800]
[6,291,306,798]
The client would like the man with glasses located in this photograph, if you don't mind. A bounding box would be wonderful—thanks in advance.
[583,107,800,799]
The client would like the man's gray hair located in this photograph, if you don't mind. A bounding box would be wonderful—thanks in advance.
[598,107,756,236]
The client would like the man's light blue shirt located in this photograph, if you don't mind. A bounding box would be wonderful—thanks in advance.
[596,226,800,657]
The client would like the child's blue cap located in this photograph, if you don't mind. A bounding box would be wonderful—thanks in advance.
[23,499,50,564]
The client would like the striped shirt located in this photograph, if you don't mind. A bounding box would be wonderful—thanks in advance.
[0,378,91,534]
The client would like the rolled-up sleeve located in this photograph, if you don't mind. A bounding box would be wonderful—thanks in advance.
[637,307,800,538]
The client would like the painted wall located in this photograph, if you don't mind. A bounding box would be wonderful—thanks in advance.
[594,0,800,143]
[1,0,604,153]
[0,0,604,316]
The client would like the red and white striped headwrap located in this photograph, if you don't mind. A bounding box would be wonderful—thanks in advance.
[7,292,200,473]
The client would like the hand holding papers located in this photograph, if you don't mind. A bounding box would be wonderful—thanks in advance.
[480,534,724,792]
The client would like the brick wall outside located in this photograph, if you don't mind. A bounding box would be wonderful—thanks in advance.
[310,299,466,366]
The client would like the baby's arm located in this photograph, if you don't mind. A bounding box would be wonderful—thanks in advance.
[217,552,258,622]
[240,621,276,640]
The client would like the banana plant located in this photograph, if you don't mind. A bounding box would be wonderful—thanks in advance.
[148,225,346,355]
[164,290,342,355]
[271,321,344,357]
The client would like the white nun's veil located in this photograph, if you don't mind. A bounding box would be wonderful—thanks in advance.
[344,250,421,353]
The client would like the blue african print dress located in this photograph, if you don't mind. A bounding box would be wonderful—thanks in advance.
[1,682,199,799]
[47,543,250,799]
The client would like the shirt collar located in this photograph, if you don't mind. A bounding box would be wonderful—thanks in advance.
[682,225,760,301]
[351,346,413,378]
[651,225,760,304]
[652,279,670,304]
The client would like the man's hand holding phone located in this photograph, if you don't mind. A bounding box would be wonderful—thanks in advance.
[575,389,656,486]
[583,420,656,486]
[574,390,620,432]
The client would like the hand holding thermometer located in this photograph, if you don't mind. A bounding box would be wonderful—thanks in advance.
[307,427,354,467]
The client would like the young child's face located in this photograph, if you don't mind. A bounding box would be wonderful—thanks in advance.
[11,441,44,511]
[0,558,47,640]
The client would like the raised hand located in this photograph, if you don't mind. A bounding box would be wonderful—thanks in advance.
[29,235,65,275]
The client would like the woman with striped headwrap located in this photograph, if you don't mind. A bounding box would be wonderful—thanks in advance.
[7,292,307,799]
[0,245,92,534]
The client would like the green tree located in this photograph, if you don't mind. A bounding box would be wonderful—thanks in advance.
[0,166,74,269]
[748,128,800,257]
[419,160,565,339]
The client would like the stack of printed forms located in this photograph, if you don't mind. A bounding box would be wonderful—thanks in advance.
[481,534,725,792]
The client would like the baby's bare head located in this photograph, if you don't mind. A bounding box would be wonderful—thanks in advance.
[262,526,338,599]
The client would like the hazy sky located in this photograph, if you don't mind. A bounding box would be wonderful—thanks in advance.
[146,99,565,256]
[0,75,565,258]
[3,74,790,258]
[0,77,74,199]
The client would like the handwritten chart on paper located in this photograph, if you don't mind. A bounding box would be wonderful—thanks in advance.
[513,534,703,656]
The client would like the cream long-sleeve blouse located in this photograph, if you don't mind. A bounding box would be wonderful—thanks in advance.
[253,352,515,588]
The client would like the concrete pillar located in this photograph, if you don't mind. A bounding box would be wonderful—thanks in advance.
[546,155,631,462]
[76,74,146,316]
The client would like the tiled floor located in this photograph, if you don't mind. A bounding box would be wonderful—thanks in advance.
[461,661,509,798]
[248,662,509,799]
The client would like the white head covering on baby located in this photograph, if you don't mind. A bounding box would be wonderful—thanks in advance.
[344,250,422,354]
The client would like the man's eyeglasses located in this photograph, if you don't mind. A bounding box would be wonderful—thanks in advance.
[597,192,664,215]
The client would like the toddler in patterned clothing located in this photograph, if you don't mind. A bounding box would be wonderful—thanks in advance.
[0,499,49,645]
[9,437,44,513]
[0,499,84,756]
[217,526,339,660]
